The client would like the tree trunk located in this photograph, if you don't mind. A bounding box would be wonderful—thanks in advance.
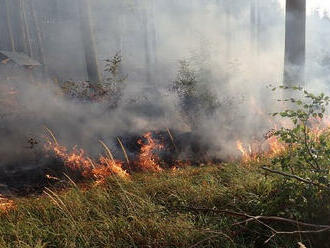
[16,0,28,53]
[30,0,47,73]
[284,0,306,86]
[142,0,158,86]
[250,0,260,54]
[4,0,15,52]
[20,0,33,57]
[78,0,101,83]
[224,0,232,80]
[250,0,256,51]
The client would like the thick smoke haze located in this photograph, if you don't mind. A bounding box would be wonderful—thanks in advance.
[0,0,330,169]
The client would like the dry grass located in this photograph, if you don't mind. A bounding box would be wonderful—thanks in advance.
[0,163,328,247]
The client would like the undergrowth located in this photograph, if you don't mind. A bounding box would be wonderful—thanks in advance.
[0,87,329,247]
[0,163,329,248]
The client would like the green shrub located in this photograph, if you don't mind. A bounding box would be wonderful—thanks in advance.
[270,86,330,189]
[171,60,219,128]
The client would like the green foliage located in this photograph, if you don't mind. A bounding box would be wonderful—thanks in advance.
[60,52,127,107]
[270,86,330,188]
[171,60,219,127]
[102,52,128,107]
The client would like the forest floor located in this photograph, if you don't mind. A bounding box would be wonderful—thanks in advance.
[0,159,329,248]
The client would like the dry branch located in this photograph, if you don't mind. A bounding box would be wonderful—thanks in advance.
[262,166,330,189]
[172,206,330,244]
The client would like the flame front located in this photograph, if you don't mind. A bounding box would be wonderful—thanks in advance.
[236,141,250,162]
[45,140,129,184]
[45,131,167,183]
[236,117,330,162]
[136,132,163,172]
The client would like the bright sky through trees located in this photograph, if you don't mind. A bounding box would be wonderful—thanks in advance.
[279,0,330,15]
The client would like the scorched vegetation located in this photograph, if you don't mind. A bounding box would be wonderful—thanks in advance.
[0,88,329,248]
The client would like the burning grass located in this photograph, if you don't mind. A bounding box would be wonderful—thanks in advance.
[236,116,330,163]
[0,194,15,213]
[236,135,286,163]
[0,122,329,246]
[44,139,129,184]
[1,88,329,246]
[42,129,174,189]
[135,132,164,172]
[42,113,330,188]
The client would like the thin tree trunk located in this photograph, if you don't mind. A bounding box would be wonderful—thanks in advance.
[224,0,232,80]
[284,0,306,86]
[256,0,261,55]
[225,0,232,63]
[30,1,44,63]
[250,0,261,55]
[20,0,33,57]
[143,10,152,85]
[250,0,256,52]
[4,0,15,52]
[78,0,101,83]
[142,0,157,86]
[29,0,50,81]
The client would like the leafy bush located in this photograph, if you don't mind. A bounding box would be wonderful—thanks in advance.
[60,52,127,108]
[171,60,219,128]
[270,86,330,188]
[102,52,128,107]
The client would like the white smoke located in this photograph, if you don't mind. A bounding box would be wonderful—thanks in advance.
[0,0,329,166]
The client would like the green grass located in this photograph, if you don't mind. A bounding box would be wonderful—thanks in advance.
[0,163,329,248]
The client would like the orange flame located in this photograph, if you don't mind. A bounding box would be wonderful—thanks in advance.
[267,135,286,156]
[45,131,170,184]
[236,136,286,162]
[0,195,15,213]
[136,132,163,172]
[236,116,330,162]
[91,156,128,184]
[236,140,251,162]
[235,97,330,162]
[45,140,129,184]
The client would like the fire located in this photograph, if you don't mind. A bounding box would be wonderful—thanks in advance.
[45,139,129,184]
[309,117,330,141]
[236,117,330,162]
[48,143,92,171]
[236,141,250,162]
[136,132,163,172]
[235,96,330,162]
[236,136,286,162]
[0,195,15,212]
[44,130,168,184]
[91,156,128,184]
[267,135,286,155]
